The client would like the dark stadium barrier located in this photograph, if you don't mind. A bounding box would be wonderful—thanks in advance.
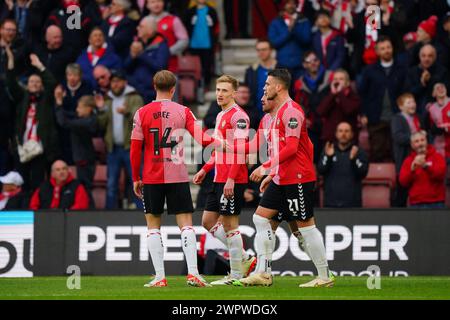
[1,210,449,277]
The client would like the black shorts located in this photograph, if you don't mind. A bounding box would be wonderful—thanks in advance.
[260,181,315,221]
[142,183,194,215]
[271,211,297,223]
[204,183,246,216]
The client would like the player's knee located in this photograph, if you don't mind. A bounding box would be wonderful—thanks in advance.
[202,216,216,231]
[253,214,269,228]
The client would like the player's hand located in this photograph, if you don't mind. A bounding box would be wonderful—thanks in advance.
[223,178,235,199]
[133,180,144,198]
[250,165,267,183]
[260,175,272,193]
[193,169,206,185]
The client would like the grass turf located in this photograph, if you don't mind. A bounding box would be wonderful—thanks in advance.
[0,276,449,300]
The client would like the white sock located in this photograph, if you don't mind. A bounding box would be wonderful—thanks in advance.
[253,214,274,274]
[226,229,243,279]
[181,226,199,276]
[271,229,277,251]
[210,222,249,260]
[147,229,165,280]
[299,225,329,280]
[293,230,311,258]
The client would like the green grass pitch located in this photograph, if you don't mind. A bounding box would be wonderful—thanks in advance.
[0,276,449,300]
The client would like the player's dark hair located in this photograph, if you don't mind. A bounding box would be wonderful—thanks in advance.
[268,68,291,89]
[153,70,177,92]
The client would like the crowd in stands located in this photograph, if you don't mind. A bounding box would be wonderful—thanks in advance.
[0,0,450,211]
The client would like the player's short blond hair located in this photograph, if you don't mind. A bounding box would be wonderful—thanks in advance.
[216,75,239,91]
[153,70,177,92]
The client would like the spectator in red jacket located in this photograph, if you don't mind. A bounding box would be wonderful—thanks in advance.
[399,130,446,209]
[317,68,360,144]
[29,160,90,210]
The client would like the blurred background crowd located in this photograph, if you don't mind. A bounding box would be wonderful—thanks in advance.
[0,0,449,212]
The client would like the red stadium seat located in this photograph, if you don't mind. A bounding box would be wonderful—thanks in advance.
[178,55,202,81]
[179,77,196,102]
[92,187,106,209]
[69,166,77,178]
[93,137,107,164]
[93,164,107,188]
[358,127,370,156]
[446,167,450,208]
[364,163,396,188]
[177,55,203,103]
[362,185,391,208]
[362,163,396,208]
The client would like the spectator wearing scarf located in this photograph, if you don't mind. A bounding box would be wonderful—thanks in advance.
[76,27,122,89]
[101,0,136,60]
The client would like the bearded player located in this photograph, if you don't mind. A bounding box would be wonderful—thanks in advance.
[130,70,217,288]
[193,75,256,285]
[237,69,334,287]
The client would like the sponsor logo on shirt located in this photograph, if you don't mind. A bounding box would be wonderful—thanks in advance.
[288,118,299,129]
[236,119,247,129]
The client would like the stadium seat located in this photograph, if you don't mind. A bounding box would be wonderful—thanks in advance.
[358,127,370,156]
[93,137,107,164]
[364,163,396,188]
[446,167,450,208]
[92,187,106,209]
[178,77,196,102]
[362,185,391,208]
[362,163,396,208]
[93,164,107,188]
[178,55,203,103]
[69,166,77,178]
[178,55,202,81]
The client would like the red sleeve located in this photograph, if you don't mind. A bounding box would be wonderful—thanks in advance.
[29,189,41,210]
[70,185,90,210]
[130,139,143,182]
[185,108,216,147]
[262,136,299,170]
[233,123,265,154]
[202,150,215,173]
[399,156,414,188]
[229,137,247,180]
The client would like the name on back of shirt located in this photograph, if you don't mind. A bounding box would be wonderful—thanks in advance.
[153,111,171,119]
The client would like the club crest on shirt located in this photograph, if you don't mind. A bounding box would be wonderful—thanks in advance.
[236,119,247,129]
[162,23,168,30]
[222,121,226,128]
[288,117,299,129]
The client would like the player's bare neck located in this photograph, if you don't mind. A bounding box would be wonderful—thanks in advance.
[155,93,173,101]
[274,92,291,110]
[221,100,236,111]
